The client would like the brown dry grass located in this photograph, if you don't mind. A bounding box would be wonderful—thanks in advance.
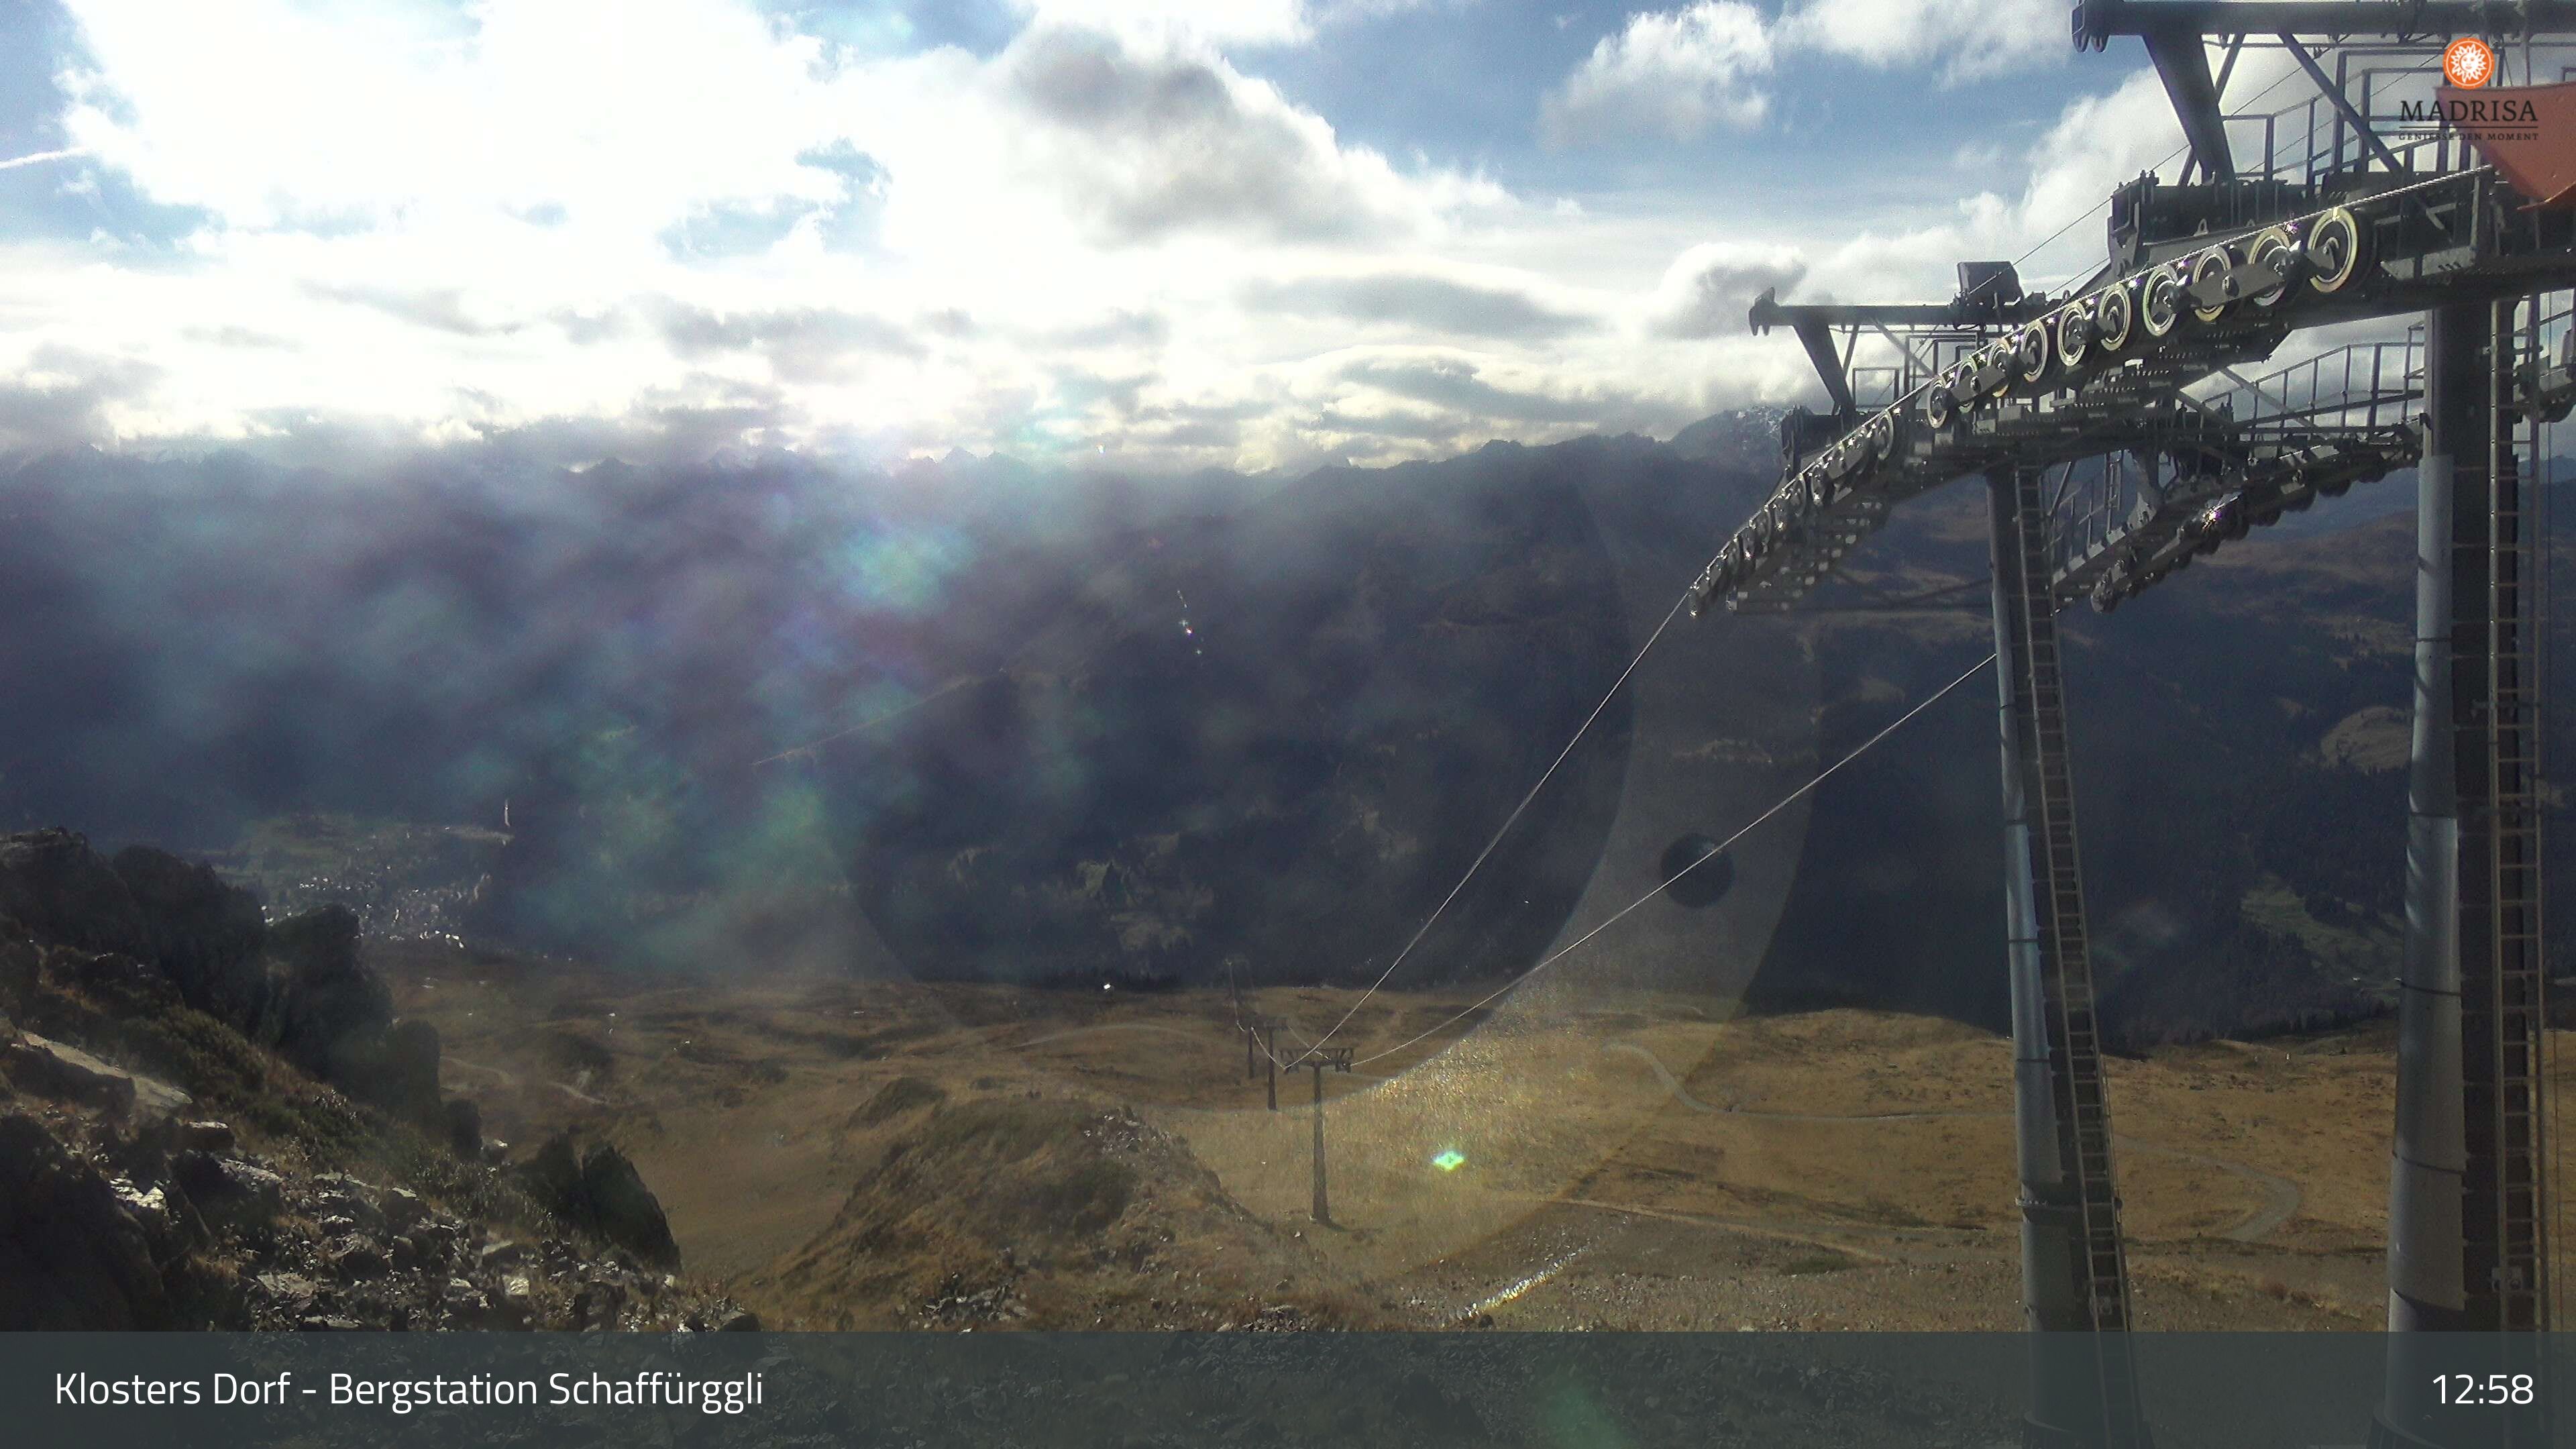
[382,939,2576,1334]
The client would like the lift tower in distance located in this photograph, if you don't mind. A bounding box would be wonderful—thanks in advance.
[1698,3,2576,1443]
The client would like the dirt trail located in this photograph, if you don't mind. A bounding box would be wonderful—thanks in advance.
[443,1054,612,1107]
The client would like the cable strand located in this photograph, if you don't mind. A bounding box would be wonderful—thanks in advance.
[1348,650,1998,1069]
[1273,590,1692,1067]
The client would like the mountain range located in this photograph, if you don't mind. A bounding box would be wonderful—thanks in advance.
[4,419,2565,1046]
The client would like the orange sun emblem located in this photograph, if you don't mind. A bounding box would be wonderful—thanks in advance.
[2444,37,2496,89]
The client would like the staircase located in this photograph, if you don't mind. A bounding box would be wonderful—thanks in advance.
[1997,465,2149,1448]
[2478,299,2551,1338]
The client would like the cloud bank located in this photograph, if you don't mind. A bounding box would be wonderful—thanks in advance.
[0,0,2246,471]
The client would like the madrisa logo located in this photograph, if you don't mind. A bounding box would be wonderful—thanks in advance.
[2383,38,2540,142]
[2443,36,2496,89]
[2401,97,2541,125]
[2398,42,2536,144]
[2396,93,2541,142]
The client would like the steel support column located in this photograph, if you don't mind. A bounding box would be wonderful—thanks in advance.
[1311,1060,1329,1226]
[2375,300,2553,1448]
[1988,466,2149,1449]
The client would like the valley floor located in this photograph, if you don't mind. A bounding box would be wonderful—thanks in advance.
[384,943,2574,1333]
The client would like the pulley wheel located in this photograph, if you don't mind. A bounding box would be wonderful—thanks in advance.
[2055,300,2092,370]
[2015,322,2053,385]
[2139,265,2184,338]
[2306,207,2365,294]
[1989,344,2020,398]
[2092,281,2135,352]
[2247,228,2298,308]
[2190,246,2237,325]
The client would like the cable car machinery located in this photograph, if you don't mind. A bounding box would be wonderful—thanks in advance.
[1701,5,2576,1445]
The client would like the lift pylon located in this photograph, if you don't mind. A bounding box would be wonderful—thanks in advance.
[1990,464,2148,1449]
[1703,10,2576,1446]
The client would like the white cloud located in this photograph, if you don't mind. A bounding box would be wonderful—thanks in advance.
[1538,0,2076,148]
[1775,0,2067,84]
[1005,0,1442,51]
[56,1,845,237]
[7,0,1582,472]
[1647,242,1806,337]
[1539,2,1775,148]
[5,3,2284,469]
[1627,53,2242,397]
[0,146,90,172]
[1012,0,1318,48]
[997,25,1491,244]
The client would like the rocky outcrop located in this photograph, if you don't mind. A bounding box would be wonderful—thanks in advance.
[0,830,147,961]
[270,904,388,1061]
[0,1112,172,1329]
[515,1133,682,1269]
[3,833,475,1146]
[3,1104,747,1332]
[262,904,439,1126]
[172,1148,285,1230]
[0,824,747,1332]
[3,1032,193,1121]
[111,846,273,1028]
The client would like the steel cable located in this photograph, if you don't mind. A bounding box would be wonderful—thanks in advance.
[1346,650,1998,1070]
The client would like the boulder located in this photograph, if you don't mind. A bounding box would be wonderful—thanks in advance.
[572,1279,627,1330]
[0,1112,172,1329]
[175,1120,237,1154]
[54,949,182,1014]
[270,906,390,1067]
[311,1177,383,1230]
[325,1237,389,1281]
[2,1036,132,1115]
[515,1133,682,1269]
[253,1271,316,1314]
[108,1177,174,1241]
[379,1185,427,1231]
[269,905,429,1111]
[171,1150,285,1230]
[0,830,147,959]
[0,1032,190,1123]
[111,846,272,1025]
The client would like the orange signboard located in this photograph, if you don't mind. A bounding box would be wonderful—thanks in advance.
[2434,83,2576,208]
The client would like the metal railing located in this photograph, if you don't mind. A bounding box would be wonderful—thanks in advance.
[1848,333,1992,413]
[2044,453,2148,586]
[2041,333,2434,588]
[2214,44,2576,190]
[2196,333,2426,437]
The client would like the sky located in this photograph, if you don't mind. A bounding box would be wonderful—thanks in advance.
[0,0,2359,476]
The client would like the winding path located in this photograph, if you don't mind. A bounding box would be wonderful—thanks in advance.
[443,1054,612,1108]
